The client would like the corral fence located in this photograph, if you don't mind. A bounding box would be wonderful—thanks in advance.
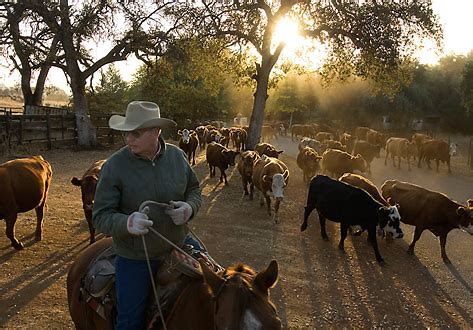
[0,106,123,154]
[468,137,473,171]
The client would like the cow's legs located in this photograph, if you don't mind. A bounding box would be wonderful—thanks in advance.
[220,169,228,185]
[242,177,249,195]
[5,214,23,250]
[84,209,95,244]
[318,212,328,240]
[191,151,196,166]
[34,204,45,241]
[436,159,440,172]
[408,226,424,255]
[384,151,389,166]
[368,227,384,264]
[338,222,349,251]
[447,158,452,173]
[208,164,214,177]
[439,233,450,263]
[273,200,281,224]
[407,156,411,171]
[249,181,254,200]
[265,195,272,216]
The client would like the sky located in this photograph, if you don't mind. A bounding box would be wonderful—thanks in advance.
[1,0,472,89]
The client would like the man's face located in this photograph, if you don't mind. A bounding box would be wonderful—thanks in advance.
[124,127,161,157]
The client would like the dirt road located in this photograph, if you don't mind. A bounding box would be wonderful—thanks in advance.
[0,138,472,328]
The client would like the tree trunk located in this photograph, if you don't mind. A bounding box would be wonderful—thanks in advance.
[246,63,271,150]
[71,81,97,148]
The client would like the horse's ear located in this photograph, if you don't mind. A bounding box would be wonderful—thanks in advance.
[253,260,278,294]
[199,259,224,296]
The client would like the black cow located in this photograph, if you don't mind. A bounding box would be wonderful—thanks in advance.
[301,175,403,264]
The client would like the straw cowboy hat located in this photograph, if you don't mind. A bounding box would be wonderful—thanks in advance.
[109,101,176,131]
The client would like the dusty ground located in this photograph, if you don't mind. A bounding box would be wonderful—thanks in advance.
[0,136,472,329]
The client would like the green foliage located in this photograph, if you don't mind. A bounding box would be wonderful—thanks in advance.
[127,39,245,127]
[87,64,128,114]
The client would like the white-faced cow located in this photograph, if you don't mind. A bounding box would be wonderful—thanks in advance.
[301,175,403,264]
[339,173,402,238]
[205,142,240,185]
[0,156,52,250]
[178,129,199,165]
[252,155,289,223]
[71,159,106,244]
[237,150,260,199]
[381,180,473,263]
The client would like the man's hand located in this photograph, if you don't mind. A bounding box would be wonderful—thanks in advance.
[127,211,153,235]
[165,201,193,225]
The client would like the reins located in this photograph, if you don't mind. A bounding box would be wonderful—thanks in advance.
[138,200,200,330]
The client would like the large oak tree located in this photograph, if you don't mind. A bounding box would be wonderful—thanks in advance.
[175,0,442,149]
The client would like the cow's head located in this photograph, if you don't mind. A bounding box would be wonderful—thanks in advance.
[265,147,284,158]
[262,170,289,201]
[178,129,191,144]
[353,154,368,173]
[222,150,240,166]
[242,152,259,177]
[449,143,457,156]
[71,175,99,211]
[377,206,403,239]
[456,202,473,234]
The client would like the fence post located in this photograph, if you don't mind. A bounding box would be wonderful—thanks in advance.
[61,114,65,139]
[46,113,52,150]
[19,116,23,145]
[5,111,11,150]
[469,138,473,170]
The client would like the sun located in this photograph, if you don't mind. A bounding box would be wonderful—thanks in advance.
[272,17,302,50]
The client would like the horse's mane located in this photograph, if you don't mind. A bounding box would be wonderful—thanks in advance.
[221,263,256,278]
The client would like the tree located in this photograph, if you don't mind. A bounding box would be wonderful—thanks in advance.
[0,2,60,106]
[461,59,473,116]
[13,1,180,147]
[87,64,128,115]
[174,0,441,149]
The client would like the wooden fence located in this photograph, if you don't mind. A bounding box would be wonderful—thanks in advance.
[0,112,123,153]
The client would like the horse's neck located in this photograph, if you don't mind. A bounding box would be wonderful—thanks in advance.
[163,278,215,330]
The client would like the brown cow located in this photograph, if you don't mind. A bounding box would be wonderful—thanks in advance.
[0,156,52,250]
[71,159,106,244]
[366,129,388,148]
[321,148,367,178]
[252,155,289,223]
[178,129,199,165]
[255,143,283,158]
[206,142,240,185]
[195,125,208,150]
[298,137,323,154]
[418,139,455,173]
[237,150,260,199]
[296,147,322,183]
[231,127,247,152]
[384,137,414,170]
[323,139,345,152]
[315,132,333,143]
[354,126,370,141]
[291,124,314,141]
[340,133,356,154]
[411,133,432,156]
[353,140,381,173]
[381,180,473,263]
[261,125,278,142]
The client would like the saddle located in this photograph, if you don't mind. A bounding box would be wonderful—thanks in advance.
[80,238,222,327]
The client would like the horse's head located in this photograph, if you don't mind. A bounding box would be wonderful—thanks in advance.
[200,260,282,330]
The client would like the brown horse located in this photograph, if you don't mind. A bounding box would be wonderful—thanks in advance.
[67,238,282,329]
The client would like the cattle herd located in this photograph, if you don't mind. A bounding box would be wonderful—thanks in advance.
[1,122,472,268]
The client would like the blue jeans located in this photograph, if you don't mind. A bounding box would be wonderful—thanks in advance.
[183,234,203,251]
[115,256,160,330]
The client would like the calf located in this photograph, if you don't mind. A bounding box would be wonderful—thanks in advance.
[353,140,381,173]
[301,175,403,264]
[195,125,208,150]
[252,155,289,223]
[418,139,455,173]
[384,137,414,170]
[381,180,473,263]
[255,142,283,158]
[296,147,322,183]
[237,150,260,199]
[205,142,240,185]
[178,129,199,165]
[321,148,367,178]
[71,159,106,244]
[0,156,52,250]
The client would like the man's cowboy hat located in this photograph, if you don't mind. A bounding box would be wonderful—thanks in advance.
[109,101,176,131]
